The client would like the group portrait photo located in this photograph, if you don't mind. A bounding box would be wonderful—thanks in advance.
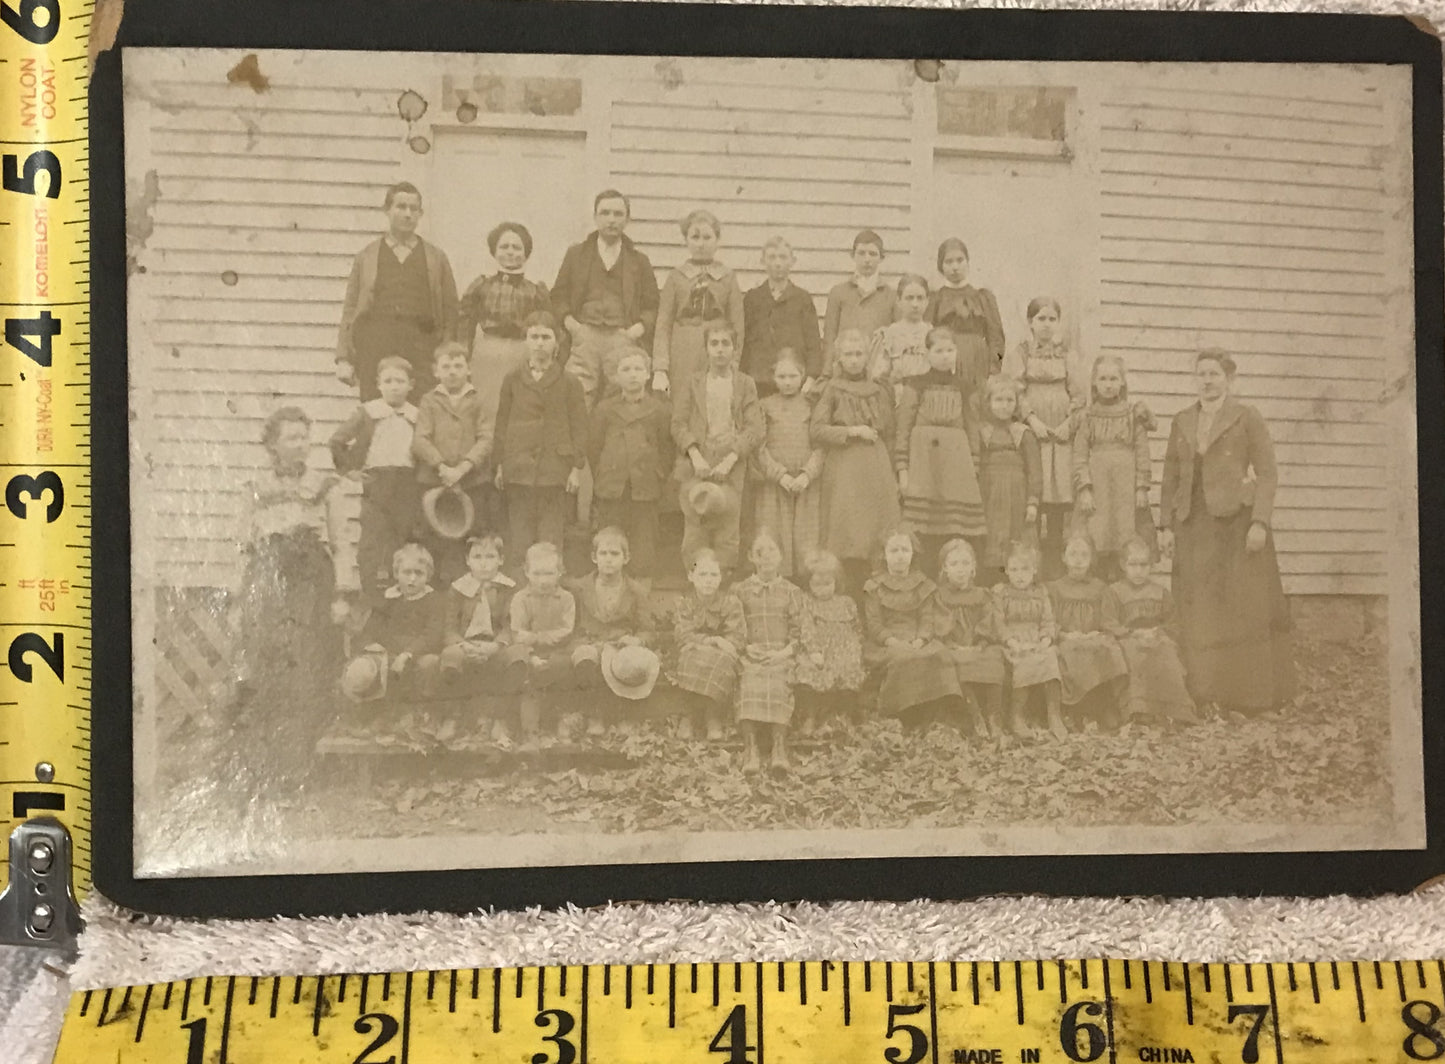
[121,49,1423,878]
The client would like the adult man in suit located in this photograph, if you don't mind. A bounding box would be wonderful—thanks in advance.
[336,182,459,400]
[552,189,661,409]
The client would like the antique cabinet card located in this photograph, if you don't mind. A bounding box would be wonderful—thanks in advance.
[92,0,1442,916]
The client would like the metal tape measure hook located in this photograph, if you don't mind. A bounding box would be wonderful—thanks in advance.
[0,815,83,953]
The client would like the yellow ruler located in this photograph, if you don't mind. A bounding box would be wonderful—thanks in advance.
[0,0,94,938]
[50,960,1445,1062]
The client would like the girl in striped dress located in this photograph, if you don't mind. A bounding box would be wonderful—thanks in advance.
[895,326,986,571]
[753,351,823,578]
[734,530,810,774]
[1048,534,1128,729]
[671,548,745,742]
[1072,354,1156,580]
[869,274,933,402]
[1002,297,1089,578]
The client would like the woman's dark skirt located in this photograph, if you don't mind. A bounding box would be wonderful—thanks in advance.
[1173,500,1296,713]
[234,530,341,781]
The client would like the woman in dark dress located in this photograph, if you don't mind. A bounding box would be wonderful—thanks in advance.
[1159,350,1296,713]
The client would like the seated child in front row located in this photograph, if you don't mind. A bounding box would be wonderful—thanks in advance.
[793,549,865,735]
[1048,534,1129,730]
[440,534,527,741]
[862,528,961,725]
[734,530,810,774]
[508,540,577,748]
[1104,537,1196,724]
[672,548,745,741]
[991,541,1065,739]
[569,526,656,737]
[342,543,444,704]
[925,537,1007,737]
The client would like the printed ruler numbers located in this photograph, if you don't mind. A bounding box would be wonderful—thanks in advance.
[49,960,1445,1063]
[0,0,93,903]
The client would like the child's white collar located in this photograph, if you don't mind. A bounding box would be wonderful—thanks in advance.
[363,398,417,421]
[385,584,433,600]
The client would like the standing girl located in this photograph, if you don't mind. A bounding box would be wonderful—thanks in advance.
[862,528,961,724]
[869,274,933,399]
[926,538,1007,737]
[1072,354,1155,580]
[927,238,1004,394]
[895,326,986,569]
[975,375,1042,580]
[1048,534,1128,729]
[1002,297,1089,577]
[991,542,1065,739]
[810,328,901,592]
[794,550,865,733]
[653,209,746,395]
[734,531,810,774]
[753,352,823,578]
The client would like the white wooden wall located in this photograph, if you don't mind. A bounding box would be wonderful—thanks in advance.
[1080,65,1412,596]
[124,52,1414,597]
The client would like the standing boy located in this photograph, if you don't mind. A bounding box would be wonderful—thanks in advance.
[552,189,661,406]
[413,342,492,583]
[329,355,420,601]
[822,229,897,372]
[494,311,590,572]
[336,182,458,400]
[588,348,672,580]
[742,236,823,396]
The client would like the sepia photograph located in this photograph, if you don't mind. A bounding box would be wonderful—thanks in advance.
[121,48,1423,879]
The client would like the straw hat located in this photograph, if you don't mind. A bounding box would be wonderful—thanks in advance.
[340,648,388,703]
[687,480,728,518]
[601,644,661,701]
[422,485,475,540]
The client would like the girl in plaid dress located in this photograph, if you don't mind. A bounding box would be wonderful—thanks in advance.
[753,351,823,578]
[671,548,746,741]
[794,550,865,733]
[734,530,811,774]
[926,537,1007,737]
[992,542,1066,739]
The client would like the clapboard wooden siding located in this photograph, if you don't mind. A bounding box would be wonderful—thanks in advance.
[1091,74,1403,595]
[608,60,915,311]
[126,53,1412,597]
[127,53,414,587]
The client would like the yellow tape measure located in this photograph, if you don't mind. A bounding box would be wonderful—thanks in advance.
[49,960,1445,1062]
[0,0,94,907]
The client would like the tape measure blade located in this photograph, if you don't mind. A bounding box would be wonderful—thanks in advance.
[0,0,93,905]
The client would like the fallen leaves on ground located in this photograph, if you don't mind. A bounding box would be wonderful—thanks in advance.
[331,636,1395,840]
